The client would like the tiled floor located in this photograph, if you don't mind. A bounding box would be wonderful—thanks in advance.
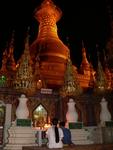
[22,144,113,150]
[1,143,113,150]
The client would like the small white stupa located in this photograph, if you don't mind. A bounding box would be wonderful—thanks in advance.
[100,97,111,126]
[16,94,29,119]
[66,98,78,125]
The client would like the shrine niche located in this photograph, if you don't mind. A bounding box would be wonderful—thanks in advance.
[31,96,57,128]
[33,104,48,128]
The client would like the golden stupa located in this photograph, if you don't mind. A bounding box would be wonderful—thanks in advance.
[30,0,69,88]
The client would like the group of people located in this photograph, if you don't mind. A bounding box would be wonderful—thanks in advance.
[46,118,73,149]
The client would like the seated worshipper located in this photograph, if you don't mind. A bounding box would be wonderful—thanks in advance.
[59,121,73,145]
[46,118,64,148]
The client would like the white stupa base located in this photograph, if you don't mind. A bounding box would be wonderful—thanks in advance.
[71,129,94,145]
[4,126,38,150]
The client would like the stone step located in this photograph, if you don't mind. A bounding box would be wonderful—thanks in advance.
[72,136,89,140]
[72,140,94,145]
[4,144,38,150]
[71,129,93,145]
[8,137,36,144]
[9,134,36,138]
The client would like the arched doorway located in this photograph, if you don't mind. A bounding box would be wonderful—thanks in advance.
[33,104,49,129]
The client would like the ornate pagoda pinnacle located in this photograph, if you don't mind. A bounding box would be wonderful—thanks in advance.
[14,29,36,95]
[94,52,108,93]
[30,0,69,62]
[6,31,16,71]
[60,51,82,97]
[80,41,90,75]
[9,32,16,70]
[103,50,112,89]
[0,48,8,88]
[88,62,95,88]
[0,40,16,88]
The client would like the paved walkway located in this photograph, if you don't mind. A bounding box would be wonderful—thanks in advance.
[22,144,113,150]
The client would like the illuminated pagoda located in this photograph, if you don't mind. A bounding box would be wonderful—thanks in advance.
[0,0,113,148]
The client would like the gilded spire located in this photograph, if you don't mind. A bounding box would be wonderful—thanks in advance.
[1,46,8,72]
[80,40,90,74]
[41,0,53,5]
[0,44,12,88]
[14,29,36,95]
[7,31,16,71]
[0,46,8,87]
[24,27,31,53]
[103,49,112,89]
[94,52,108,93]
[88,61,95,88]
[60,51,82,97]
[9,30,15,53]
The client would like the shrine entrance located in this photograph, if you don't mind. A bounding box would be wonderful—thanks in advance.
[32,104,50,129]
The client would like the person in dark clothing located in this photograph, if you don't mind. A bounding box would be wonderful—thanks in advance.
[59,121,73,145]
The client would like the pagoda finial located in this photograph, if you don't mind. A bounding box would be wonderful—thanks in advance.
[80,41,90,74]
[6,31,16,71]
[44,0,52,2]
[42,0,53,5]
[25,27,30,51]
[103,49,108,67]
[82,40,84,48]
[8,30,15,54]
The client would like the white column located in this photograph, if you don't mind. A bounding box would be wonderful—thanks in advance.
[4,104,12,144]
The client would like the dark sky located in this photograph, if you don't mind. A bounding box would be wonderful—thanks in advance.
[0,0,113,68]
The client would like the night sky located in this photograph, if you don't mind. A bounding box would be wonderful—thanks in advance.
[0,0,113,69]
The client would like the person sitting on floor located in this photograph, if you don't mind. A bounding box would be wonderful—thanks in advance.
[59,121,73,146]
[46,118,64,148]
